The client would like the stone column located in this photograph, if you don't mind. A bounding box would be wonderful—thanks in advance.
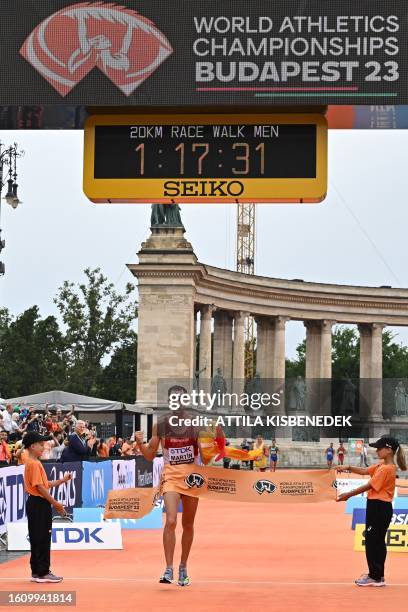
[358,323,385,422]
[129,225,197,408]
[273,316,289,380]
[272,316,288,416]
[304,320,334,419]
[198,304,214,394]
[213,310,233,387]
[232,311,247,398]
[255,317,275,379]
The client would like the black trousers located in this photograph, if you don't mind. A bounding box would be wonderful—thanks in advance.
[365,499,393,581]
[26,495,52,577]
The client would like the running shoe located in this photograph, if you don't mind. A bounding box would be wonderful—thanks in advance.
[30,575,38,582]
[34,573,63,583]
[178,565,190,587]
[159,567,174,584]
[355,574,385,587]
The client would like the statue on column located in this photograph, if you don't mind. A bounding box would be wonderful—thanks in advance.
[211,367,227,396]
[341,375,357,416]
[289,376,306,412]
[245,372,263,396]
[394,381,408,417]
[151,203,183,227]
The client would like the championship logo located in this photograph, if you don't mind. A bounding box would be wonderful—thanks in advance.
[20,2,173,96]
[253,479,277,495]
[185,473,205,489]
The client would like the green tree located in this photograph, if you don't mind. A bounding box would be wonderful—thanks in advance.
[286,339,305,378]
[285,326,408,380]
[54,267,137,395]
[96,335,137,403]
[332,326,360,380]
[0,306,66,397]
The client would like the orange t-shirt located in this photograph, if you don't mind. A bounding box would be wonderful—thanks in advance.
[18,449,29,465]
[24,457,50,497]
[367,463,396,502]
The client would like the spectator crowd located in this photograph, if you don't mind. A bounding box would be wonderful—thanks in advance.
[0,403,141,466]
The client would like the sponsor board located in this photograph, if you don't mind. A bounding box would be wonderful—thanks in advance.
[74,506,162,529]
[0,465,26,536]
[112,459,136,489]
[7,522,122,550]
[82,460,113,507]
[352,508,408,530]
[135,456,154,488]
[43,462,82,517]
[354,523,408,553]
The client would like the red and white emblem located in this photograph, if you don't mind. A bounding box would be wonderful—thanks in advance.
[20,2,173,96]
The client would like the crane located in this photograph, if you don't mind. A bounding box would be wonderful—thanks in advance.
[236,203,256,380]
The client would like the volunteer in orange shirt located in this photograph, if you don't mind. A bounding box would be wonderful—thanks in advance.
[337,436,407,587]
[23,432,72,583]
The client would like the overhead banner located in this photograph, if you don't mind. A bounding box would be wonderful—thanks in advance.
[82,460,113,507]
[1,1,408,106]
[43,461,82,517]
[0,465,26,536]
[105,466,337,519]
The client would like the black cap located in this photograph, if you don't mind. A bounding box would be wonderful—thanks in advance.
[22,432,52,448]
[369,436,400,451]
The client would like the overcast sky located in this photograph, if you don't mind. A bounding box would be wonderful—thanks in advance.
[1,129,408,358]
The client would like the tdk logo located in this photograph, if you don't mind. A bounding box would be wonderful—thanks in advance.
[52,527,103,544]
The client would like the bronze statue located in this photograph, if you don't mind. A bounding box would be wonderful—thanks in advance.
[151,204,183,227]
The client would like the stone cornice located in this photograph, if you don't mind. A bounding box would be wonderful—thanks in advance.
[128,257,408,325]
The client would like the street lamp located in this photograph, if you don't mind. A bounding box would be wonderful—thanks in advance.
[0,142,24,275]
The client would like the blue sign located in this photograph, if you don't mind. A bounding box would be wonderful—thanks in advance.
[82,461,113,508]
[74,506,162,530]
[352,508,408,530]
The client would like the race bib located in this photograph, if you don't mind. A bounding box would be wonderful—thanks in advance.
[168,445,195,465]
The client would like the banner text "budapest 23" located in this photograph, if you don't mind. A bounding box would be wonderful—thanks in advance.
[2,1,408,106]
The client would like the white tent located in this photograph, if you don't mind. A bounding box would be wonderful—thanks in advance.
[4,389,151,414]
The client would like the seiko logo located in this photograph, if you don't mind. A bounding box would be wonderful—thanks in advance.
[163,180,245,198]
[20,3,173,96]
[185,473,205,489]
[253,480,277,495]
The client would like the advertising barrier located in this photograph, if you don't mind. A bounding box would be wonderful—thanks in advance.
[7,521,122,551]
[43,462,82,516]
[112,459,136,490]
[136,456,154,488]
[74,506,162,529]
[81,460,113,508]
[0,465,26,536]
[352,508,408,530]
[354,523,408,553]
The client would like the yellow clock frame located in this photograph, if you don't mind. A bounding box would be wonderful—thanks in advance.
[83,113,327,204]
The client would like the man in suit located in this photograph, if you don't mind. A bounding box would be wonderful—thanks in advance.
[60,420,96,462]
